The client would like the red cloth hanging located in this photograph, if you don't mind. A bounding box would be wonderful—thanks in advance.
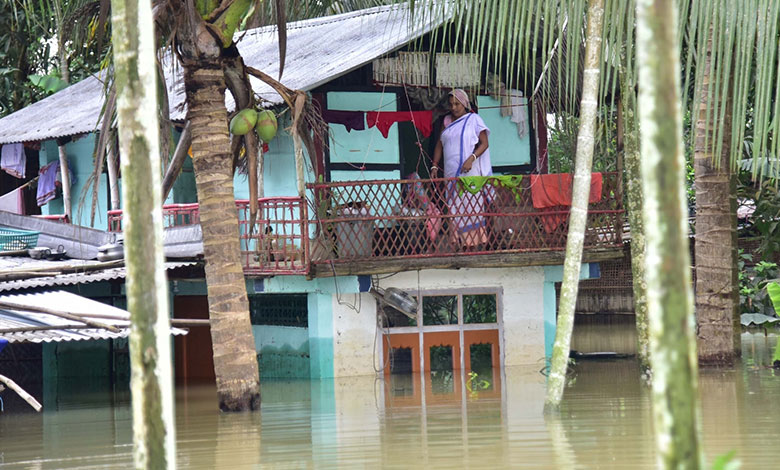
[530,173,603,232]
[366,111,433,138]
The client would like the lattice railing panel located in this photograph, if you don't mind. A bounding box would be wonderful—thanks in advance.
[307,173,623,263]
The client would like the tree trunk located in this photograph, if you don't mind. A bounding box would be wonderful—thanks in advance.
[183,63,261,411]
[544,0,604,413]
[620,69,650,372]
[694,30,739,366]
[110,0,175,466]
[636,0,703,467]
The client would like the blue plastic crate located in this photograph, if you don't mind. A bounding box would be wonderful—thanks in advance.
[0,227,40,251]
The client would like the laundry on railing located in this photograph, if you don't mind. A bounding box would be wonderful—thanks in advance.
[530,173,603,233]
[321,110,365,132]
[366,110,433,138]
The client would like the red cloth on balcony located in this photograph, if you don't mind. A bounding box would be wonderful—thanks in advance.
[530,173,603,233]
[366,111,433,138]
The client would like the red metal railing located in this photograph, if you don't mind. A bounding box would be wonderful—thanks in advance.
[306,173,623,264]
[236,197,308,275]
[107,198,309,275]
[106,173,623,273]
[108,203,200,232]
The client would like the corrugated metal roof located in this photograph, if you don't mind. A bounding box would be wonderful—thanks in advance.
[0,4,451,144]
[0,290,187,343]
[0,260,198,293]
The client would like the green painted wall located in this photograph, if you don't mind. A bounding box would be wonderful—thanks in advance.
[542,263,600,359]
[40,136,110,230]
[476,95,531,168]
[253,325,310,379]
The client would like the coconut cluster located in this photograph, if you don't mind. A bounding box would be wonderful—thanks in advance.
[229,108,278,142]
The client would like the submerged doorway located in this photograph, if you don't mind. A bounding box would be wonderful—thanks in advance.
[381,290,502,375]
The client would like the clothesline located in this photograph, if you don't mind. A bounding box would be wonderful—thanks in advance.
[0,174,40,197]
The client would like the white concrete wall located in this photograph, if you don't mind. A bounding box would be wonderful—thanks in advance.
[331,266,546,378]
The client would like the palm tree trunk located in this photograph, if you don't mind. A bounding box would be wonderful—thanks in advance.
[184,63,261,411]
[544,0,604,413]
[620,70,650,372]
[111,0,175,465]
[636,0,703,467]
[694,29,739,366]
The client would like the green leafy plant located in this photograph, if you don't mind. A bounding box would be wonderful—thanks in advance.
[738,251,780,316]
[465,371,491,398]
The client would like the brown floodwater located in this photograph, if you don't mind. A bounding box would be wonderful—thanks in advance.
[0,332,778,469]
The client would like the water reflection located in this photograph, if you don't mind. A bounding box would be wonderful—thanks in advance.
[0,333,777,468]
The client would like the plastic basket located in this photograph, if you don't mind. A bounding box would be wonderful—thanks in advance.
[0,227,40,251]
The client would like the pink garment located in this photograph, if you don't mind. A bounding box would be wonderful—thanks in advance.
[530,173,603,232]
[406,172,442,242]
[366,111,433,138]
[0,187,25,214]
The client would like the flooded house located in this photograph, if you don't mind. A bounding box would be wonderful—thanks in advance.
[0,4,624,388]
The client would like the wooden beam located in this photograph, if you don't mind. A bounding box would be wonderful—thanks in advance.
[0,374,42,411]
[162,121,192,201]
[307,248,623,278]
[0,301,121,333]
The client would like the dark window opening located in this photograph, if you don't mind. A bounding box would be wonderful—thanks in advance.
[249,294,308,327]
[429,345,453,371]
[389,347,413,374]
[463,294,497,324]
[470,343,493,374]
[423,296,457,325]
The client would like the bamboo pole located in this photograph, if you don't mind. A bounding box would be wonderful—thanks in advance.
[57,145,72,221]
[106,139,121,210]
[0,374,42,411]
[636,0,703,467]
[0,300,121,332]
[544,0,604,413]
[111,0,176,466]
[162,121,192,201]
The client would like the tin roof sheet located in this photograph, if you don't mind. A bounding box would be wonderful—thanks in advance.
[0,4,450,144]
[0,260,198,293]
[0,290,187,343]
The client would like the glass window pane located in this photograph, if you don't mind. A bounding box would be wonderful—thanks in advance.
[422,295,457,325]
[380,298,417,328]
[463,294,497,324]
[429,345,453,371]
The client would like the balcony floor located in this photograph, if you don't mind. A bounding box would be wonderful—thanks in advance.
[306,246,623,277]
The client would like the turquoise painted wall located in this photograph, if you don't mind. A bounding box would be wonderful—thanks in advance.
[327,91,401,181]
[233,113,315,200]
[476,95,531,169]
[252,275,361,379]
[542,263,601,360]
[40,136,110,230]
[253,325,310,379]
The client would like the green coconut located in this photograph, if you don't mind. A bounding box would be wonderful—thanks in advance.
[229,108,258,135]
[256,110,278,142]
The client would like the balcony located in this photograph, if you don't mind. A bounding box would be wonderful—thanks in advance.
[106,173,624,276]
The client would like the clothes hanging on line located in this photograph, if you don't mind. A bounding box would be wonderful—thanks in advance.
[1,143,26,179]
[37,160,61,206]
[0,187,25,214]
[502,89,529,139]
[321,110,366,132]
[530,173,603,233]
[366,110,433,138]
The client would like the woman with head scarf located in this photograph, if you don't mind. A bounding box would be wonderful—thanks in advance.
[431,89,493,247]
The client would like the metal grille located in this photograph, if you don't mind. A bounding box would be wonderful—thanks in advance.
[238,197,309,275]
[249,294,308,327]
[108,203,200,232]
[307,173,623,263]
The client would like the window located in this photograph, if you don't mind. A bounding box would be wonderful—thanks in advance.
[249,294,308,327]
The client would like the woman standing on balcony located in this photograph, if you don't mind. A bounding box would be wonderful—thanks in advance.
[431,89,493,247]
